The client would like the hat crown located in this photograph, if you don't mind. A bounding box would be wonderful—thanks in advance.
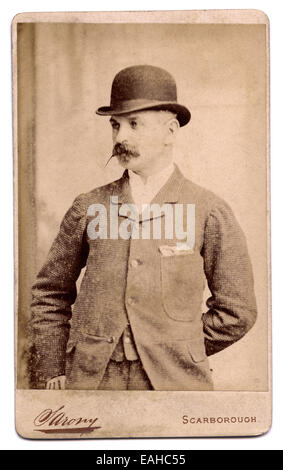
[110,65,177,106]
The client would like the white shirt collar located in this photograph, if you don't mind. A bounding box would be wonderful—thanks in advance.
[128,162,175,210]
[129,162,174,188]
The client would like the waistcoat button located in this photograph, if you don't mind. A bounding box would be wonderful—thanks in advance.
[127,297,135,306]
[130,259,139,268]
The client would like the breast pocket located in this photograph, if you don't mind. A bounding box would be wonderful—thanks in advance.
[160,251,205,322]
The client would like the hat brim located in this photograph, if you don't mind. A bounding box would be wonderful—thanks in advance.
[96,101,191,127]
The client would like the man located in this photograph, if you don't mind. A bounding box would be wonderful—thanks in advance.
[31,65,257,391]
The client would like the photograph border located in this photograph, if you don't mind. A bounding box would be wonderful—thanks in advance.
[12,9,271,439]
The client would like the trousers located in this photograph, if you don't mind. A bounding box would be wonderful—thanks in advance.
[98,358,153,390]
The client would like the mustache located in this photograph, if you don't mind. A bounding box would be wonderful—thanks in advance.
[105,143,140,167]
[113,143,140,158]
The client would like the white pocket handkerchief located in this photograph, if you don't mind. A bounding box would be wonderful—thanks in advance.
[158,244,194,257]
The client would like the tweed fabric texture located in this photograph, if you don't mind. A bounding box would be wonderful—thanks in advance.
[31,165,257,390]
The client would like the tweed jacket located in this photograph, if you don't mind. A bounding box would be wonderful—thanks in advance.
[31,165,257,390]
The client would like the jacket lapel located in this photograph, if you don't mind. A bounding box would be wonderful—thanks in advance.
[110,170,135,205]
[150,164,185,206]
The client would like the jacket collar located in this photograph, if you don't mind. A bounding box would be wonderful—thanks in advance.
[151,163,185,205]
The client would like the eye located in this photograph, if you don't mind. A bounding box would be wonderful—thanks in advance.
[111,122,120,130]
[130,120,137,129]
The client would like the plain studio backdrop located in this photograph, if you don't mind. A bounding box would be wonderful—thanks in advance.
[17,22,268,391]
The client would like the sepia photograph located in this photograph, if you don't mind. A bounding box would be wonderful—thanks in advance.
[13,10,270,438]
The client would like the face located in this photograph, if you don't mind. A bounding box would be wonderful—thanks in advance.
[110,110,177,174]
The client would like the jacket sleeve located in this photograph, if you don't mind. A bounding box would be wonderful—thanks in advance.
[201,200,257,356]
[30,194,89,386]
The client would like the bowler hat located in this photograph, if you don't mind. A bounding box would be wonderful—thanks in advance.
[96,65,191,127]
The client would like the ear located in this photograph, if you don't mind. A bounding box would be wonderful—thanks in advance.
[164,118,180,145]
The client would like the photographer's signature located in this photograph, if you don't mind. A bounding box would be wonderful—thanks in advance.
[33,405,101,435]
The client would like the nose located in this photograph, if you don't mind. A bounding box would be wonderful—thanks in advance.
[115,122,129,144]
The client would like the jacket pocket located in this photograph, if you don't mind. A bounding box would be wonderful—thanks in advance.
[66,341,76,354]
[65,341,77,376]
[72,333,114,374]
[160,252,204,322]
[187,337,206,363]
